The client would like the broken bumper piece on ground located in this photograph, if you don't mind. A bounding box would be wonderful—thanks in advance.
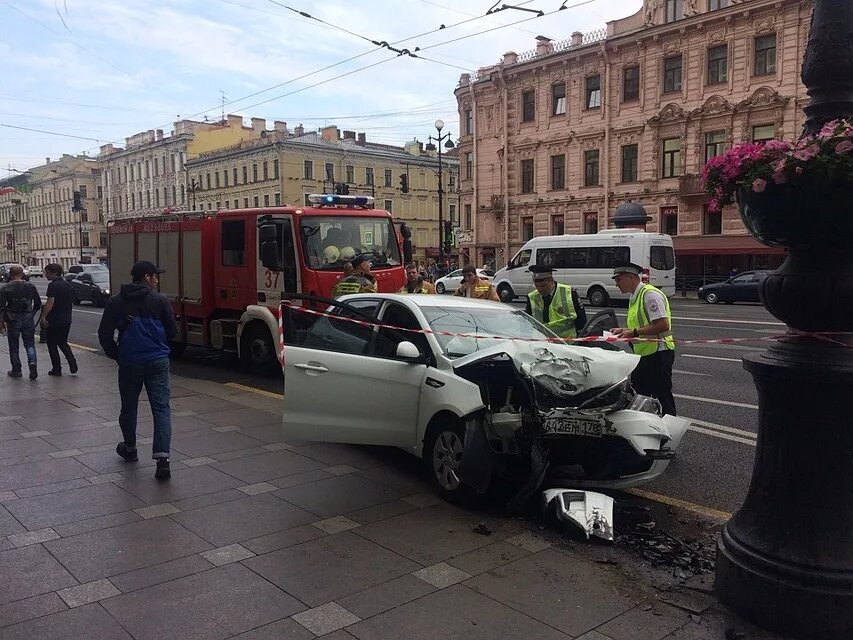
[542,489,615,542]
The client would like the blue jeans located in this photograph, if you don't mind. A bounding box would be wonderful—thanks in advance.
[118,357,172,459]
[6,313,37,372]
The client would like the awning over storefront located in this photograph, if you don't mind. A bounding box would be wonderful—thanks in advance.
[673,234,785,256]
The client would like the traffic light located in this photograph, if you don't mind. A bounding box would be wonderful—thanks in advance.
[72,191,83,212]
[399,173,409,193]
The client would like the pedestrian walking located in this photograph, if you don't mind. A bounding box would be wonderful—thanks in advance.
[398,263,436,294]
[610,262,677,416]
[0,265,41,379]
[97,261,177,480]
[524,265,586,339]
[453,265,500,301]
[41,263,78,376]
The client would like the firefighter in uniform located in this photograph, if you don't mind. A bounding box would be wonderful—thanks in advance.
[398,263,436,294]
[453,265,500,301]
[332,254,378,297]
[524,265,586,340]
[610,262,677,416]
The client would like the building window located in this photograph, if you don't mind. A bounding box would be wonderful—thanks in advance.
[705,131,727,162]
[346,165,354,183]
[172,185,177,205]
[520,159,535,194]
[304,194,311,206]
[325,162,335,182]
[522,217,534,241]
[550,154,565,190]
[260,194,267,207]
[464,204,472,230]
[384,169,392,187]
[215,172,220,189]
[304,160,313,180]
[754,34,777,76]
[205,173,211,189]
[623,66,640,102]
[146,191,151,207]
[703,205,722,234]
[262,161,269,181]
[552,83,566,116]
[242,166,248,184]
[465,108,474,134]
[155,189,160,207]
[223,170,229,187]
[665,0,682,22]
[709,0,729,9]
[586,75,601,109]
[621,144,639,183]
[707,45,728,84]
[752,124,776,142]
[253,196,259,208]
[233,167,238,185]
[584,150,600,187]
[584,212,598,234]
[449,203,457,224]
[465,153,473,179]
[661,206,678,236]
[274,193,281,206]
[252,164,258,182]
[663,55,683,93]
[273,159,279,179]
[662,138,682,178]
[521,90,535,122]
[551,215,564,235]
[365,167,374,186]
[384,199,393,213]
[244,197,249,208]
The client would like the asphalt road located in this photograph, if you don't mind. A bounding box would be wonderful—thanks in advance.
[33,277,779,517]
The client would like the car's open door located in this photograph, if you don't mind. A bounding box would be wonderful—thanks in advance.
[281,296,427,448]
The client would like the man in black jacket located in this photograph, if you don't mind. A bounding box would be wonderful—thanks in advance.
[41,263,78,376]
[0,265,41,379]
[98,261,178,480]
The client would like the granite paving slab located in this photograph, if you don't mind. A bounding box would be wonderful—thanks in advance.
[0,438,57,462]
[288,443,389,469]
[4,483,143,530]
[274,474,402,518]
[42,426,120,451]
[226,618,314,640]
[337,574,437,620]
[195,407,279,428]
[0,399,78,418]
[170,431,265,457]
[16,411,103,431]
[596,603,689,640]
[0,603,134,640]
[0,506,25,537]
[113,465,244,505]
[244,530,420,607]
[103,563,305,640]
[0,593,67,629]
[0,545,77,606]
[212,450,324,484]
[44,517,212,582]
[109,554,215,594]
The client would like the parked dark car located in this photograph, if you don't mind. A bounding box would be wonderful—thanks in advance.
[0,263,30,283]
[64,263,108,283]
[698,270,771,304]
[70,271,111,306]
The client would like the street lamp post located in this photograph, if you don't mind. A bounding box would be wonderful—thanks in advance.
[427,119,455,270]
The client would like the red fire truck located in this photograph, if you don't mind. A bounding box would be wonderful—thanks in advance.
[108,194,406,372]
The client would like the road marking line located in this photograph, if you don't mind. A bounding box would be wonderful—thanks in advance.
[614,311,784,326]
[675,393,758,410]
[625,488,732,521]
[682,354,742,363]
[688,425,757,447]
[673,369,710,377]
[224,382,283,399]
[688,418,757,439]
[72,309,103,316]
[68,342,98,352]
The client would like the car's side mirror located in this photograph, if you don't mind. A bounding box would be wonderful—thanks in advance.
[395,341,422,361]
[258,223,283,272]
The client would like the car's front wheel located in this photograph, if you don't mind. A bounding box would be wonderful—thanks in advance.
[423,420,477,504]
[705,291,719,304]
[435,282,446,294]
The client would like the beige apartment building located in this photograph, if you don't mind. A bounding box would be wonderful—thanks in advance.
[0,188,29,265]
[28,155,103,268]
[454,0,812,276]
[185,125,460,264]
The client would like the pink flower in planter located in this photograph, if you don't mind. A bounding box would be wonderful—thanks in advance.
[771,160,788,184]
[835,140,853,153]
[793,144,820,161]
[819,119,841,140]
[752,178,767,193]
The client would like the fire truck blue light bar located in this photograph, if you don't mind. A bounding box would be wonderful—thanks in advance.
[307,194,374,207]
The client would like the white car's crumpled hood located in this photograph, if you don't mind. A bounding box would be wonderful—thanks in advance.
[453,341,641,395]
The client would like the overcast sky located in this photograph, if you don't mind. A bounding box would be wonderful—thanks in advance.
[1,0,642,175]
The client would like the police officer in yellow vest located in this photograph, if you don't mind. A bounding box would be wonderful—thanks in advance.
[398,263,436,294]
[331,254,378,297]
[524,265,586,340]
[610,262,677,416]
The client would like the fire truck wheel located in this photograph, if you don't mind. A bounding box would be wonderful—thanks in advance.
[241,324,278,375]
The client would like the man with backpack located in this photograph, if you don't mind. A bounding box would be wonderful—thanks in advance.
[0,265,41,379]
[98,261,177,480]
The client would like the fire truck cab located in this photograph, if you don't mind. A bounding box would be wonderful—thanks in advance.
[108,194,405,373]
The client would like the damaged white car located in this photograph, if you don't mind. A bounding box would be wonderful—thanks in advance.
[281,294,688,508]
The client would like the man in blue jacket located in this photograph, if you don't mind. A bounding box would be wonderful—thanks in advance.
[98,261,177,480]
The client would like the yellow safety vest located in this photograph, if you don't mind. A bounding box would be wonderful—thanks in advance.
[398,283,433,294]
[528,284,578,339]
[626,284,675,356]
[332,274,376,297]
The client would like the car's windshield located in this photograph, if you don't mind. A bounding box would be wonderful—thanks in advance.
[83,264,108,272]
[301,215,402,271]
[91,273,110,285]
[420,305,559,358]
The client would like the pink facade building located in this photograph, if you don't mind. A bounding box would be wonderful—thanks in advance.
[454,0,813,278]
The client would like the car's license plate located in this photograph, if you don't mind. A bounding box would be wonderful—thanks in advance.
[542,416,605,437]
